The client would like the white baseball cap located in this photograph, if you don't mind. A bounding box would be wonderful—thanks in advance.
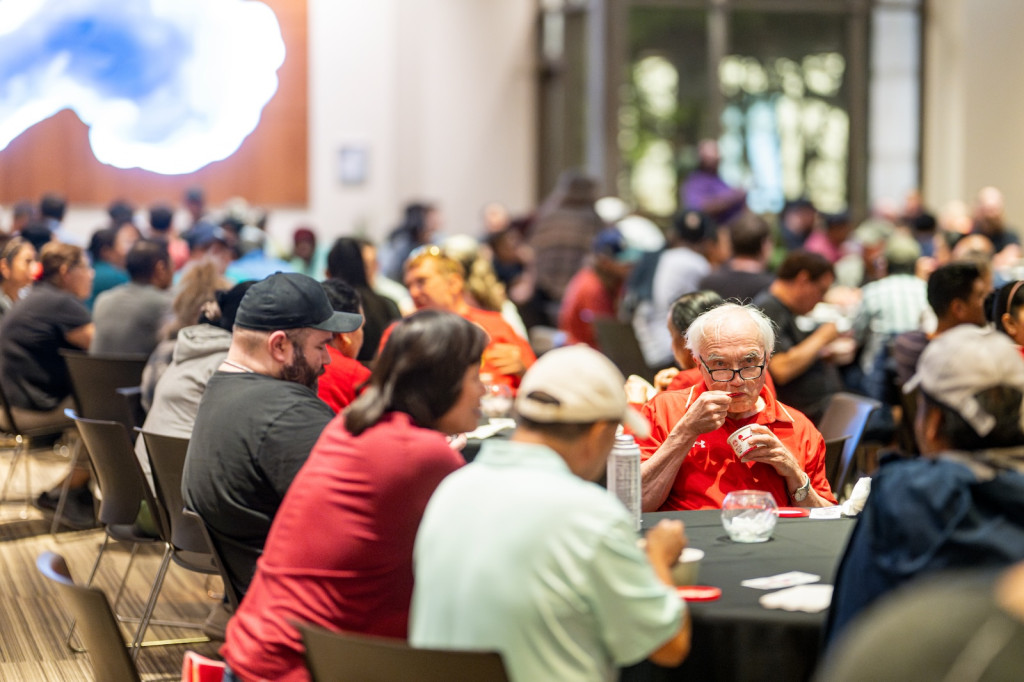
[905,324,1024,437]
[515,345,651,438]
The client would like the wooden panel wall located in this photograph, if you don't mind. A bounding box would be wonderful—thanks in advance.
[0,0,308,208]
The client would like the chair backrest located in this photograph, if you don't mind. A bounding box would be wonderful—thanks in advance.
[818,392,882,495]
[140,431,207,554]
[116,386,147,431]
[184,508,241,610]
[823,435,851,495]
[60,351,148,428]
[37,551,142,682]
[594,319,652,382]
[300,625,510,682]
[66,409,162,533]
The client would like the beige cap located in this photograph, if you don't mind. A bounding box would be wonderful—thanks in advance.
[905,325,1024,436]
[515,345,651,438]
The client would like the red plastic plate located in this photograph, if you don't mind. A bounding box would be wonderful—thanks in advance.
[776,507,811,518]
[677,585,722,602]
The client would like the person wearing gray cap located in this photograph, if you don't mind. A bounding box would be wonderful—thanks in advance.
[183,272,362,602]
[411,345,691,681]
[827,325,1024,644]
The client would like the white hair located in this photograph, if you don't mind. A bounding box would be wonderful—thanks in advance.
[685,303,776,359]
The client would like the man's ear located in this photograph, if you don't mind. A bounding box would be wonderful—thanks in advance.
[578,421,618,480]
[949,298,963,318]
[1002,312,1020,339]
[267,330,291,363]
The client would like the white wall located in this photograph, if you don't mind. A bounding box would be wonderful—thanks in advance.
[56,0,538,250]
[923,0,1024,227]
[304,0,536,245]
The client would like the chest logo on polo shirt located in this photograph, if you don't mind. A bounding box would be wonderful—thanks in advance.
[692,439,706,451]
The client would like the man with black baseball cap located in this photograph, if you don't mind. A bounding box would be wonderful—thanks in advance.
[183,272,362,602]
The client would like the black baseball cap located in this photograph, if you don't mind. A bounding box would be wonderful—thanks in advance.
[235,272,362,333]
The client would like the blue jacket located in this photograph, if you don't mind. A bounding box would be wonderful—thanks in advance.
[827,450,1024,643]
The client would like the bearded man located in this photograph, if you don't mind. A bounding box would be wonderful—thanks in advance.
[183,272,361,598]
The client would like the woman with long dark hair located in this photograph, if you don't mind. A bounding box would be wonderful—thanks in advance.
[220,310,487,682]
[326,236,401,365]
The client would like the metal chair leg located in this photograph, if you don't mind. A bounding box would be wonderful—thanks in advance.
[110,544,140,614]
[0,436,28,519]
[130,544,173,659]
[23,436,31,519]
[50,440,84,537]
[64,534,118,652]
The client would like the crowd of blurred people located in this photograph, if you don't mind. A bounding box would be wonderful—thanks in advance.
[4,154,1024,681]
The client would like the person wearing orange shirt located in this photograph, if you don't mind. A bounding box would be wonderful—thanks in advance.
[390,248,535,390]
[637,303,835,512]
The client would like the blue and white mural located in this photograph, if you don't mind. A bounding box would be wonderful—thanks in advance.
[0,0,285,174]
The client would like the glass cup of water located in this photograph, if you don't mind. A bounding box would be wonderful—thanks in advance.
[480,380,513,419]
[721,490,778,543]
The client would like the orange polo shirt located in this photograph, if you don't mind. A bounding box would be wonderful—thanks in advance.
[378,307,535,391]
[636,383,835,511]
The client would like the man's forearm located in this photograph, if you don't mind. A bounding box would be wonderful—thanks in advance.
[769,326,835,384]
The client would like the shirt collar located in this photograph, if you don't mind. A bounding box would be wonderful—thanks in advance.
[476,439,573,475]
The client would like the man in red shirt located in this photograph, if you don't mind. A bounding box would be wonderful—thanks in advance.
[318,279,371,412]
[397,248,535,389]
[558,227,633,349]
[637,303,836,511]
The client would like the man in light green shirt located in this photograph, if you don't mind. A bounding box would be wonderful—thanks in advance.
[411,346,691,681]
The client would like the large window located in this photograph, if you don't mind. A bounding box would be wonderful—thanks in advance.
[539,0,922,221]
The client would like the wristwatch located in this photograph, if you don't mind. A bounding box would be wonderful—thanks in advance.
[792,473,811,502]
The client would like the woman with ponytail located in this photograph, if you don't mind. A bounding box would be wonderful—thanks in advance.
[219,310,487,682]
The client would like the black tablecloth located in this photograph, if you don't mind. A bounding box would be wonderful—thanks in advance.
[623,509,855,682]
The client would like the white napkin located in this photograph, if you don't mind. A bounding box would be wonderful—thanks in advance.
[759,584,834,613]
[841,476,872,517]
[741,571,820,590]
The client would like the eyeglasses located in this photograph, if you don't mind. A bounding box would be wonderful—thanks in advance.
[698,355,766,383]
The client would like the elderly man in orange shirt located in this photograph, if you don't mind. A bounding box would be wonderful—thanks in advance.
[390,248,535,390]
[637,302,836,511]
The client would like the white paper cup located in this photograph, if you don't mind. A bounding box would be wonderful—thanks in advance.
[728,425,758,458]
[671,547,705,586]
